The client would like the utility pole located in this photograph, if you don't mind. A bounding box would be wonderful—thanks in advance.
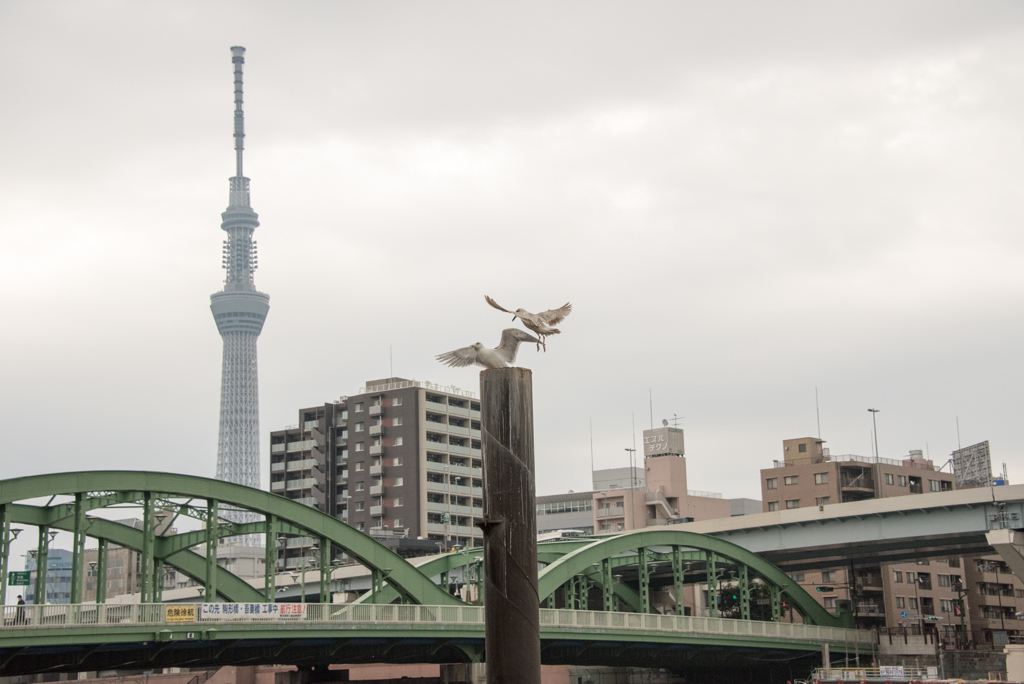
[868,409,881,499]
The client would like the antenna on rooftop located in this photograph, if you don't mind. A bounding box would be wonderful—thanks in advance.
[669,414,684,428]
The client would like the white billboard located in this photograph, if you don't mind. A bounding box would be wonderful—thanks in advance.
[953,441,991,488]
[642,427,685,457]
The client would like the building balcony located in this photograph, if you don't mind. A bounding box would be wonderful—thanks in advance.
[370,485,383,496]
[286,478,317,489]
[370,464,383,476]
[597,507,626,519]
[369,425,382,436]
[370,445,382,455]
[271,462,285,472]
[370,505,384,516]
[271,444,285,454]
[425,401,448,413]
[370,404,382,416]
[271,481,284,491]
[448,425,470,437]
[448,444,471,456]
[448,405,470,417]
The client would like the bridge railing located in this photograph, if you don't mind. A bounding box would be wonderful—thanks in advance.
[0,603,871,646]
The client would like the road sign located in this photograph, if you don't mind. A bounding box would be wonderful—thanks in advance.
[7,571,29,586]
[901,610,908,618]
[902,620,909,628]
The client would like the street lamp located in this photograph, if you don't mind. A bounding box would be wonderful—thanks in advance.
[625,448,637,530]
[868,409,881,499]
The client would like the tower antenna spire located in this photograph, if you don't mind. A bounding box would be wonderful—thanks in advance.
[231,46,245,179]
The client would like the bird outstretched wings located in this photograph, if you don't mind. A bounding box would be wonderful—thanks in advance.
[435,328,541,369]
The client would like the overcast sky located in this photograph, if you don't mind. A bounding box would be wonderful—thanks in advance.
[2,2,1023,504]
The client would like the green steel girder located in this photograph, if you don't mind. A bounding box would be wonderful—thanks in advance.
[6,504,265,603]
[0,472,461,607]
[536,529,846,627]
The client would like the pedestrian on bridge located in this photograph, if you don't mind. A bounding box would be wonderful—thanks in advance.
[15,596,25,625]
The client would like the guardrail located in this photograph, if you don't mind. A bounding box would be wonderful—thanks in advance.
[0,604,872,646]
[812,666,932,681]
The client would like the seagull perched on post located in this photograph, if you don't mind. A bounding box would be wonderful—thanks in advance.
[435,328,540,369]
[484,295,572,351]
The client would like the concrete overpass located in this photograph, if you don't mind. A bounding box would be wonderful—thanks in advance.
[671,484,1024,572]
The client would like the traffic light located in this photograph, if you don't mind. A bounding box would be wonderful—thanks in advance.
[816,586,835,592]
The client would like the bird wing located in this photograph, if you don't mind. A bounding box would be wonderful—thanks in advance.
[435,345,479,368]
[484,295,515,315]
[537,302,572,326]
[496,328,539,365]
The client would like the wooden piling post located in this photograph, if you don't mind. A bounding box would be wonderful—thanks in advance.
[479,367,541,684]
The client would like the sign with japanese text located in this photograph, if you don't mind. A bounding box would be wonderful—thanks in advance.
[200,603,304,620]
[165,605,195,623]
[642,427,685,457]
[7,572,29,586]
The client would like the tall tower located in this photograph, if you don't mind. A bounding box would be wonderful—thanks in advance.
[211,46,269,541]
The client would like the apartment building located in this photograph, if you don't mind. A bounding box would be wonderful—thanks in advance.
[270,378,483,569]
[759,436,964,634]
[537,427,734,536]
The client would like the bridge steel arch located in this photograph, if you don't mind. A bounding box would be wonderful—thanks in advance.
[0,472,459,607]
[537,529,849,628]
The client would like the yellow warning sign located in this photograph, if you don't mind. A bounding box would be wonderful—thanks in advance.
[165,605,196,623]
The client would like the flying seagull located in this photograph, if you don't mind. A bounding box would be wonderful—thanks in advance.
[484,295,572,351]
[436,328,540,369]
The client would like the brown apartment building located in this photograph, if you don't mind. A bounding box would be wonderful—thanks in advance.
[760,437,960,635]
[270,378,483,569]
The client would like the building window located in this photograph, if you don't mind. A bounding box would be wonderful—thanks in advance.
[816,497,830,506]
[791,573,805,582]
[392,397,402,406]
[886,473,894,485]
[814,473,828,485]
[355,422,364,432]
[394,477,404,487]
[822,571,837,583]
[393,437,404,446]
[908,597,918,610]
[785,499,799,509]
[784,476,798,486]
[896,596,905,609]
[938,574,951,587]
[393,417,403,426]
[392,456,403,466]
[798,443,807,453]
[893,571,902,583]
[906,571,916,583]
[929,480,941,492]
[355,502,364,511]
[393,519,402,528]
[355,463,364,472]
[355,443,364,452]
[355,403,364,413]
[356,522,364,531]
[823,596,836,609]
[355,482,364,491]
[898,475,907,487]
[766,478,778,490]
[767,501,779,512]
[394,498,403,507]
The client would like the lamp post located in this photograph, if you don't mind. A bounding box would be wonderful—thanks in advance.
[868,409,881,499]
[625,448,637,530]
[993,561,1006,632]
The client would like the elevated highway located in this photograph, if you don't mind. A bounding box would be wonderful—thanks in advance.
[673,485,1024,571]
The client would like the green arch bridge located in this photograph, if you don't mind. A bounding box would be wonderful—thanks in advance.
[0,472,871,678]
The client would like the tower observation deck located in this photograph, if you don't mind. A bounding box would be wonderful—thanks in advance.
[210,46,269,542]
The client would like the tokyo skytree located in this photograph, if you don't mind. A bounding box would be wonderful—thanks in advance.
[211,46,269,541]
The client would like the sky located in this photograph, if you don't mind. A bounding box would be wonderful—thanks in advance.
[2,1,1023,506]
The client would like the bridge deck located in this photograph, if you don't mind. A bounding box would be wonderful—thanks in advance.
[0,603,873,675]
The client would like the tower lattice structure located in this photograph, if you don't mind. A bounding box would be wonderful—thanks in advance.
[211,46,269,543]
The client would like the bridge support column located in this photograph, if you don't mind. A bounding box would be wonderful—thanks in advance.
[602,557,615,612]
[206,499,219,601]
[479,367,540,684]
[153,559,164,603]
[739,564,750,621]
[141,493,154,603]
[264,514,277,601]
[70,494,86,604]
[34,526,50,605]
[672,546,685,616]
[706,551,718,617]
[638,546,650,613]
[96,539,108,604]
[0,506,9,607]
[319,539,330,603]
